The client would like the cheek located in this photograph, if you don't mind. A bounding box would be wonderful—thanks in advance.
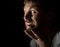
[32,16,38,27]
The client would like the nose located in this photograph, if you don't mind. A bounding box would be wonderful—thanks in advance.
[24,11,32,21]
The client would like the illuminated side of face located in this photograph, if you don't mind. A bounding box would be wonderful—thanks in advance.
[24,2,40,31]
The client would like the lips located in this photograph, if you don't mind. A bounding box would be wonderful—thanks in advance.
[25,22,33,26]
[25,21,35,30]
[25,20,32,24]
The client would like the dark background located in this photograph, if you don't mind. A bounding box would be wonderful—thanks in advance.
[16,0,31,47]
[0,0,60,47]
[16,0,60,47]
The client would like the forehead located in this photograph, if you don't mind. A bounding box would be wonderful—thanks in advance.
[24,2,38,11]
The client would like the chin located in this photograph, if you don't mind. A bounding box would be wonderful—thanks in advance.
[26,27,31,31]
[25,25,37,31]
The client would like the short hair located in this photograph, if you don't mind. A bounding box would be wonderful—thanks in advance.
[24,0,54,11]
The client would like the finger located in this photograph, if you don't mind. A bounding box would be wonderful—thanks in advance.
[24,30,33,39]
[31,30,40,39]
[24,30,40,39]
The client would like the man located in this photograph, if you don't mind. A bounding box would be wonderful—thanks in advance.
[23,0,60,47]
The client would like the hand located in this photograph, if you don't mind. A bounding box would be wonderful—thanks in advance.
[24,29,46,47]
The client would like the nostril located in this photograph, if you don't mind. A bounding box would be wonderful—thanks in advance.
[25,15,32,21]
[23,16,32,22]
[26,12,32,19]
[26,15,31,19]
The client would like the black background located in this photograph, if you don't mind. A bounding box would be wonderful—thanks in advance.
[0,0,60,47]
[16,0,31,47]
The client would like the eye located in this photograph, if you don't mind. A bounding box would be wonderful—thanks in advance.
[31,10,37,14]
[32,10,36,14]
[31,8,38,15]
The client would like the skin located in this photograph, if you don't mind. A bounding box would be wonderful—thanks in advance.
[24,2,39,30]
[23,1,54,47]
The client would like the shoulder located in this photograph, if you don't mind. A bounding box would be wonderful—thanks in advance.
[51,31,60,47]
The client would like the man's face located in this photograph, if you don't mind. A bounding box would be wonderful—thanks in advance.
[24,2,41,31]
[23,2,52,31]
[23,2,54,40]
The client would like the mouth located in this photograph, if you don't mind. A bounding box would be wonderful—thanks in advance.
[25,22,33,25]
[25,22,34,30]
[26,23,34,28]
